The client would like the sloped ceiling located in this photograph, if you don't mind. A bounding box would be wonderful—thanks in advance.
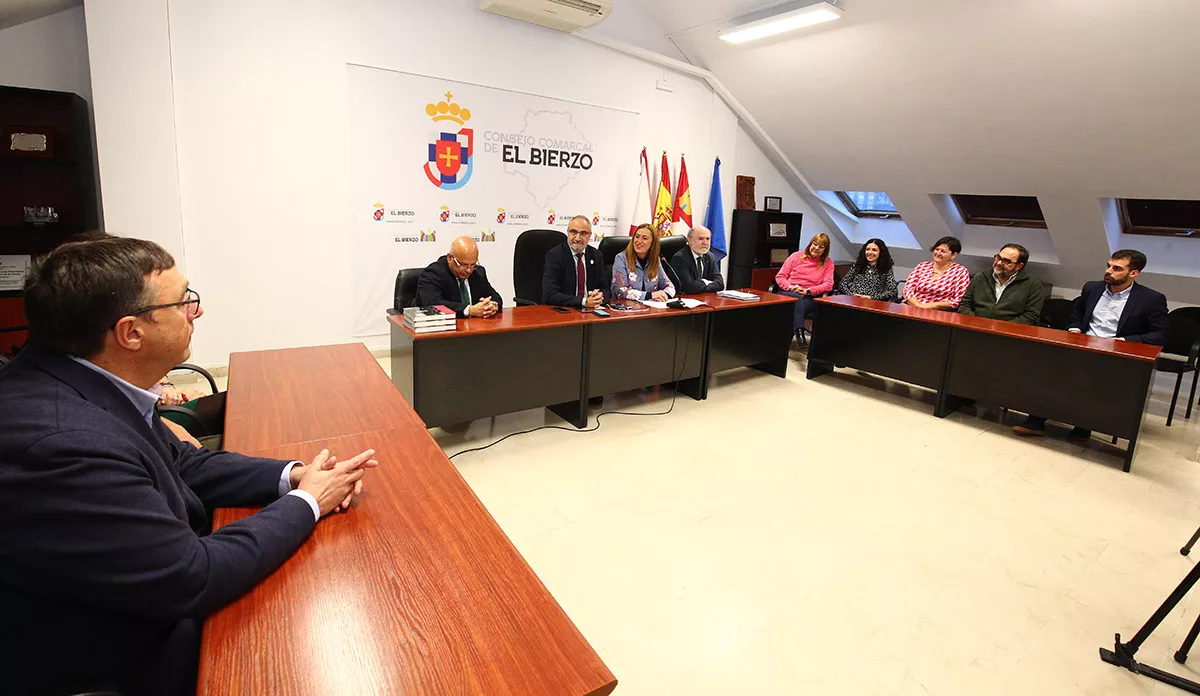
[617,0,1200,299]
[0,0,77,29]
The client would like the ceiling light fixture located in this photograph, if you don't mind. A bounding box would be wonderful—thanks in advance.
[718,1,843,44]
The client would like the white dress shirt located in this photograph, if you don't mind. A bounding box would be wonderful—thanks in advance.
[69,356,320,520]
[1087,284,1133,338]
[993,273,1014,302]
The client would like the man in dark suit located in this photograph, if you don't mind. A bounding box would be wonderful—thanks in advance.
[1013,248,1169,438]
[669,224,725,294]
[542,214,609,308]
[415,235,503,318]
[0,236,379,695]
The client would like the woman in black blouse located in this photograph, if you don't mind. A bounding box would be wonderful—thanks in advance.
[837,238,897,301]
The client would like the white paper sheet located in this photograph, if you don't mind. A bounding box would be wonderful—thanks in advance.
[638,297,708,309]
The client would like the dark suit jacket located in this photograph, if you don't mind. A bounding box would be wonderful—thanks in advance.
[1068,280,1169,345]
[669,247,725,294]
[415,255,503,318]
[0,346,317,696]
[542,241,610,307]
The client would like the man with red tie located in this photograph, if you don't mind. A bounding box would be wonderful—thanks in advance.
[542,215,609,308]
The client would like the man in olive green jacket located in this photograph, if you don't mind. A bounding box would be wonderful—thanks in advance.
[957,244,1045,325]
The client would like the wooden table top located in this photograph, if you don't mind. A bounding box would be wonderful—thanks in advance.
[224,343,412,452]
[394,289,794,339]
[816,295,1162,362]
[689,288,798,311]
[203,343,616,696]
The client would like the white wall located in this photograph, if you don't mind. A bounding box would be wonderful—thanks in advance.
[84,0,181,259]
[0,6,101,220]
[734,126,847,262]
[82,0,831,365]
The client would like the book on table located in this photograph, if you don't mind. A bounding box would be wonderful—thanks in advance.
[403,305,457,332]
[716,290,761,301]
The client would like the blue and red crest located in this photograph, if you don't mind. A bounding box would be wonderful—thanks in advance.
[425,129,474,190]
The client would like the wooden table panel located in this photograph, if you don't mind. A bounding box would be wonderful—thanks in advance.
[199,431,615,696]
[225,343,409,452]
[817,295,1161,361]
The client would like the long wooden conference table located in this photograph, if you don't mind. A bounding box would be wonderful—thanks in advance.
[807,295,1163,471]
[389,290,797,428]
[198,343,617,695]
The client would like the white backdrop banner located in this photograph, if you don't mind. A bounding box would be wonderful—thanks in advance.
[348,64,639,337]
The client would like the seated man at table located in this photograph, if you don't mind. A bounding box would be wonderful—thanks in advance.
[543,214,609,309]
[1013,248,1168,438]
[670,224,725,294]
[957,243,1045,325]
[0,235,378,696]
[415,235,502,318]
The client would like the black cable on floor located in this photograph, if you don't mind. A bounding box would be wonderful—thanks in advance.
[447,307,697,460]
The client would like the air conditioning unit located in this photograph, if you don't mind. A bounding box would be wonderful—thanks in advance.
[479,0,611,33]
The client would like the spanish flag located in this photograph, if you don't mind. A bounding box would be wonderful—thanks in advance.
[652,151,673,237]
[672,154,692,229]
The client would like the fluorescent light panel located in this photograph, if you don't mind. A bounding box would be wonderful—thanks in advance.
[719,1,843,44]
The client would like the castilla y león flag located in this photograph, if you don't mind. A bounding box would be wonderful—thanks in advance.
[673,154,692,228]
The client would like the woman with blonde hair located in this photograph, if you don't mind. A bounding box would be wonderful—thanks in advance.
[612,223,676,302]
[775,233,835,343]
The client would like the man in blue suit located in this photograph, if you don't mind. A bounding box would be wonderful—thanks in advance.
[1013,249,1169,438]
[0,236,379,695]
[542,215,609,308]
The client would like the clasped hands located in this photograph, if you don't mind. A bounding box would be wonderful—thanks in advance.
[786,285,810,296]
[289,448,380,517]
[467,296,499,318]
[583,289,605,309]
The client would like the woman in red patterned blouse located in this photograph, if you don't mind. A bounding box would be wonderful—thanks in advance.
[903,236,971,310]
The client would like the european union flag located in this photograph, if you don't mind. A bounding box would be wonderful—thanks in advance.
[704,157,727,263]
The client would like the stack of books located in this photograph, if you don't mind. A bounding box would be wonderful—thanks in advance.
[716,290,761,302]
[403,305,457,334]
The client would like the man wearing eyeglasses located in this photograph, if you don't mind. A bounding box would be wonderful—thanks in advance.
[0,235,379,695]
[415,235,502,318]
[957,243,1045,325]
[542,215,608,308]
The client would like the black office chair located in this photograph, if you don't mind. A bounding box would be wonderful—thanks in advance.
[392,267,424,311]
[158,363,225,449]
[598,235,630,290]
[1040,298,1074,330]
[1155,307,1200,427]
[658,234,687,268]
[512,229,566,305]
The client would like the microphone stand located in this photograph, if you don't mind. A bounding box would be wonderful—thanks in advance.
[1100,528,1200,694]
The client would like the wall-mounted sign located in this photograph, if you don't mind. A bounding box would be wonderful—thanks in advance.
[0,255,31,292]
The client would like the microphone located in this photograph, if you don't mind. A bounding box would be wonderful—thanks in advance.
[660,256,682,291]
[660,256,687,309]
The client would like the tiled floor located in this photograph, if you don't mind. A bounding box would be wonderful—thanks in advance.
[421,346,1200,695]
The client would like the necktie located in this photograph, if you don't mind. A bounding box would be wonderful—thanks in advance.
[576,254,586,297]
[697,256,703,280]
[458,278,469,305]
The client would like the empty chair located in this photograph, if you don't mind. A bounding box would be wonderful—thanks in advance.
[1040,297,1074,330]
[158,363,226,449]
[598,235,630,289]
[1155,307,1200,426]
[512,229,566,305]
[392,267,424,310]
